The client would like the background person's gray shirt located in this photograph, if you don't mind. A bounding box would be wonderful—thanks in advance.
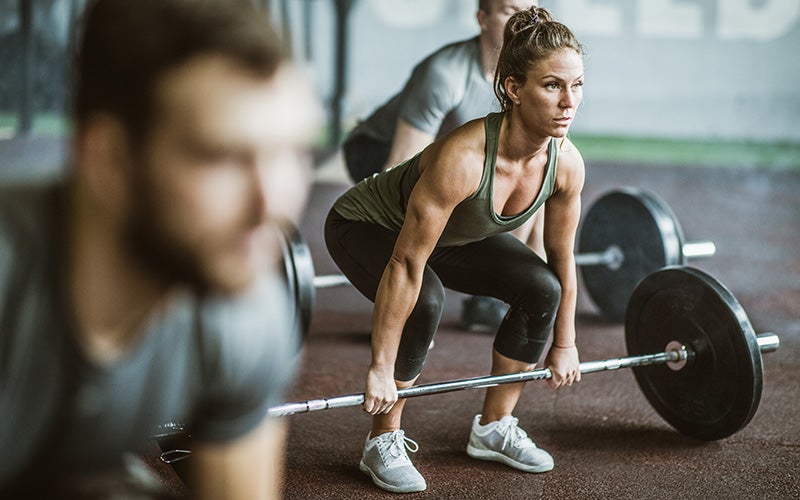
[349,36,499,146]
[0,182,297,491]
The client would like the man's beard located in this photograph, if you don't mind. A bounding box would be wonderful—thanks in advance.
[121,178,213,295]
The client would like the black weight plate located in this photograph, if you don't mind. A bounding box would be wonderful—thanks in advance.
[625,266,763,441]
[579,187,685,321]
[277,223,315,346]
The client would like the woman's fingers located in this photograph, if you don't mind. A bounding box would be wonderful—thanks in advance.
[364,392,398,415]
[548,367,581,389]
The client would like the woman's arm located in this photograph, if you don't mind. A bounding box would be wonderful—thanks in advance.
[542,138,585,389]
[364,131,484,415]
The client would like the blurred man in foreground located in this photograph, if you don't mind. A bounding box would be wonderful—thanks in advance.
[0,0,319,497]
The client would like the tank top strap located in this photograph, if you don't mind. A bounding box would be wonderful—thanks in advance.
[475,112,504,198]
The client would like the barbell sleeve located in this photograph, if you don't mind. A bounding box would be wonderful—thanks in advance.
[313,274,351,288]
[267,332,778,417]
[756,332,780,352]
[682,240,716,260]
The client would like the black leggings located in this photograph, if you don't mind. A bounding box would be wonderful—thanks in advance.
[324,209,561,381]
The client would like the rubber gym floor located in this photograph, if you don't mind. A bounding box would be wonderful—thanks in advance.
[267,156,799,500]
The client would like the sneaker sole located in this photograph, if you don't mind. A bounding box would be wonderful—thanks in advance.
[359,460,427,493]
[466,444,554,473]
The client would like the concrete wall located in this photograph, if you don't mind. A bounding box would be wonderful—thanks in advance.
[301,0,800,143]
[2,0,797,143]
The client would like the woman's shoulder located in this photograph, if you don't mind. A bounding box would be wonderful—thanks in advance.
[416,118,487,196]
[425,117,487,163]
[554,136,585,192]
[556,136,584,168]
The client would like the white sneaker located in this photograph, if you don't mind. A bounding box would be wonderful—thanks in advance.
[359,430,427,493]
[466,414,554,473]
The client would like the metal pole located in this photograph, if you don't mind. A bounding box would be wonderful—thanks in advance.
[18,0,34,136]
[267,333,779,417]
[302,0,313,61]
[330,0,354,146]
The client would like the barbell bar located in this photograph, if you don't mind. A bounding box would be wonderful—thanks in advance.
[267,332,778,418]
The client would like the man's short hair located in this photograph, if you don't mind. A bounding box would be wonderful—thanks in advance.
[74,0,284,142]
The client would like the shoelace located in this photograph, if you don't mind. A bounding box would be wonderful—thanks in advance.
[496,418,536,450]
[379,431,420,467]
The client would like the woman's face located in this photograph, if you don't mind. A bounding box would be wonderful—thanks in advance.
[507,48,584,139]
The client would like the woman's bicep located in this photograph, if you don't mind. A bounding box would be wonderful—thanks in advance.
[392,179,454,269]
[394,155,476,265]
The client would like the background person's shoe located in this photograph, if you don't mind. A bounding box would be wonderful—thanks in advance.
[460,296,509,332]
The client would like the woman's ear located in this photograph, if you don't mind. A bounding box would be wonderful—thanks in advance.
[504,76,522,106]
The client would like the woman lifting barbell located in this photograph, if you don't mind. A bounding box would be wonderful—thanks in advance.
[325,7,585,493]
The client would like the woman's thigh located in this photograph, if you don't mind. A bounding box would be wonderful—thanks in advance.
[430,233,556,304]
[324,210,396,301]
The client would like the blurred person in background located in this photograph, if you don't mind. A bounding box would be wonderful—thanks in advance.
[0,0,319,497]
[342,0,542,333]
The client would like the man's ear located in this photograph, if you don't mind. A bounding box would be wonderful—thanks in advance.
[73,113,134,213]
[504,76,522,106]
[476,8,489,33]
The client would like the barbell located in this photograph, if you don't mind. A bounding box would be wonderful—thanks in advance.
[279,186,717,338]
[267,266,778,441]
[156,265,780,468]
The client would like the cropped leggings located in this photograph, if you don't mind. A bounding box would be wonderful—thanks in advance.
[324,209,562,382]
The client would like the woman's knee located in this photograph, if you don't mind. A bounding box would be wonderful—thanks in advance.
[412,278,446,323]
[515,266,561,318]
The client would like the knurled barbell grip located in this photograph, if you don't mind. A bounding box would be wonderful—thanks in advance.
[267,333,779,417]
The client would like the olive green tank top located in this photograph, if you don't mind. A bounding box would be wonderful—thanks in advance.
[333,112,558,247]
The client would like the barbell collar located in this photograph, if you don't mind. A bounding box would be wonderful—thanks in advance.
[267,332,778,417]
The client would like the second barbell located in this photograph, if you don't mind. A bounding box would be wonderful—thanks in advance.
[280,186,716,337]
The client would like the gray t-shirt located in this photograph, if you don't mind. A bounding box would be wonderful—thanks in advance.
[348,36,499,145]
[0,182,297,491]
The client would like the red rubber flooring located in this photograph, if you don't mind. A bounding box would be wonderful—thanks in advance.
[280,162,799,499]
